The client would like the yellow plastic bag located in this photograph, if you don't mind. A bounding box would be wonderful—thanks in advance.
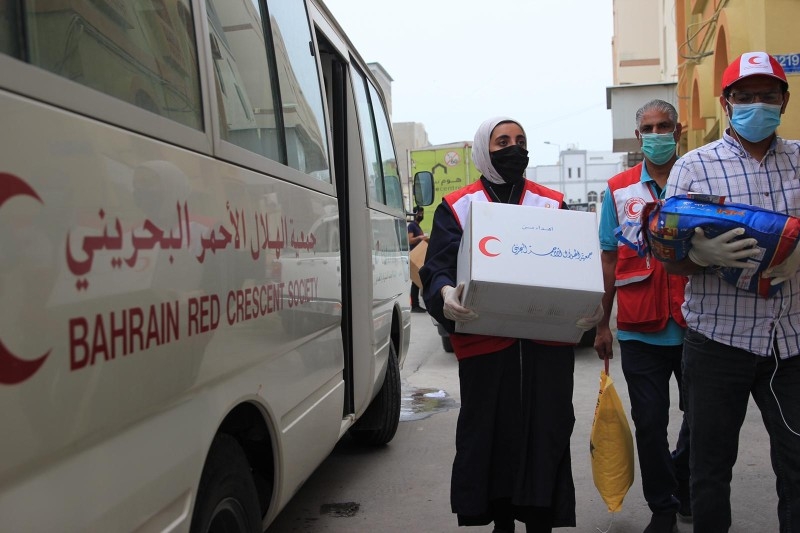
[589,368,634,513]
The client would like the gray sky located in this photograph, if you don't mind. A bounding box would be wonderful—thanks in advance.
[322,0,615,166]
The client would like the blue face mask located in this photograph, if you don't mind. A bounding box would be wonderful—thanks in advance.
[728,102,782,142]
[640,131,677,165]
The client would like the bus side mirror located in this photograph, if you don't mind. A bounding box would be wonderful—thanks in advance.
[413,171,434,207]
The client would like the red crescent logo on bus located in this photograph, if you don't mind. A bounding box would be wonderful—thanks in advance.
[0,172,42,207]
[748,56,762,65]
[0,173,51,384]
[479,236,501,257]
[0,339,50,385]
[624,198,646,221]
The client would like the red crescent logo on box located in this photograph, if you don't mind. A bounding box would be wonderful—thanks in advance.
[479,236,501,257]
[0,172,51,384]
[624,197,646,221]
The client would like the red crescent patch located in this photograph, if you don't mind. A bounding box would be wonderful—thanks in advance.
[478,236,501,257]
[624,198,646,221]
[748,56,762,65]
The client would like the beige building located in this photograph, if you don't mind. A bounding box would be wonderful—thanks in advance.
[612,0,678,85]
[676,0,800,151]
[393,121,431,212]
[608,0,679,159]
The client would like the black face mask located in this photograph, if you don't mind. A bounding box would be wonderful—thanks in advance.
[490,145,529,184]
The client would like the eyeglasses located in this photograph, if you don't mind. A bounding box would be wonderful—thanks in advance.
[728,90,784,105]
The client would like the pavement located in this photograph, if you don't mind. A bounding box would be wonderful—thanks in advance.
[266,306,779,532]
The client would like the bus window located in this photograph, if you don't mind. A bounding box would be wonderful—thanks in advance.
[207,0,282,161]
[384,174,403,210]
[352,66,401,210]
[24,0,202,129]
[369,82,403,210]
[1,2,21,58]
[352,67,384,204]
[266,0,330,182]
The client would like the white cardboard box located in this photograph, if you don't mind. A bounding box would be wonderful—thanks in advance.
[455,201,604,343]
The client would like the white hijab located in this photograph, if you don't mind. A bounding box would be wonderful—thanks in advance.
[471,116,526,185]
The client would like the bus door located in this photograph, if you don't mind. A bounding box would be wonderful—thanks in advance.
[315,33,356,417]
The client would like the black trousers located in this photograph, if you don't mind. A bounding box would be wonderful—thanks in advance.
[619,339,690,514]
[410,282,420,308]
[452,340,577,528]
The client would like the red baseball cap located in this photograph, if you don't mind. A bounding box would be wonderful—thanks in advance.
[721,52,788,93]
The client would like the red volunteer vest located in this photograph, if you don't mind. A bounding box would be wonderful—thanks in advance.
[443,180,566,359]
[609,164,686,331]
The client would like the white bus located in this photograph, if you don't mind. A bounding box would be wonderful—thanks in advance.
[0,1,431,531]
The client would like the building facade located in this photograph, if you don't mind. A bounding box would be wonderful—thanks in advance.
[392,121,432,212]
[527,150,626,213]
[608,0,679,163]
[676,0,800,151]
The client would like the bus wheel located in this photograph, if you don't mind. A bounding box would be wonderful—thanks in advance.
[348,344,400,446]
[191,434,262,533]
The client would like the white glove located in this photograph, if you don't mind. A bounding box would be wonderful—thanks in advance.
[687,227,759,268]
[763,243,800,286]
[442,283,478,322]
[575,305,604,331]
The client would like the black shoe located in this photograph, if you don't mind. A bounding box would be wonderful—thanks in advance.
[643,512,676,533]
[411,306,426,313]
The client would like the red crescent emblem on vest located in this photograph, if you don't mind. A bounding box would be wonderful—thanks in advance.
[624,198,646,221]
[478,236,501,257]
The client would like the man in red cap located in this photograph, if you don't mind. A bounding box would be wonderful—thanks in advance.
[662,51,800,532]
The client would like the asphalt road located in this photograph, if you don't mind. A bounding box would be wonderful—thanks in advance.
[265,310,778,532]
